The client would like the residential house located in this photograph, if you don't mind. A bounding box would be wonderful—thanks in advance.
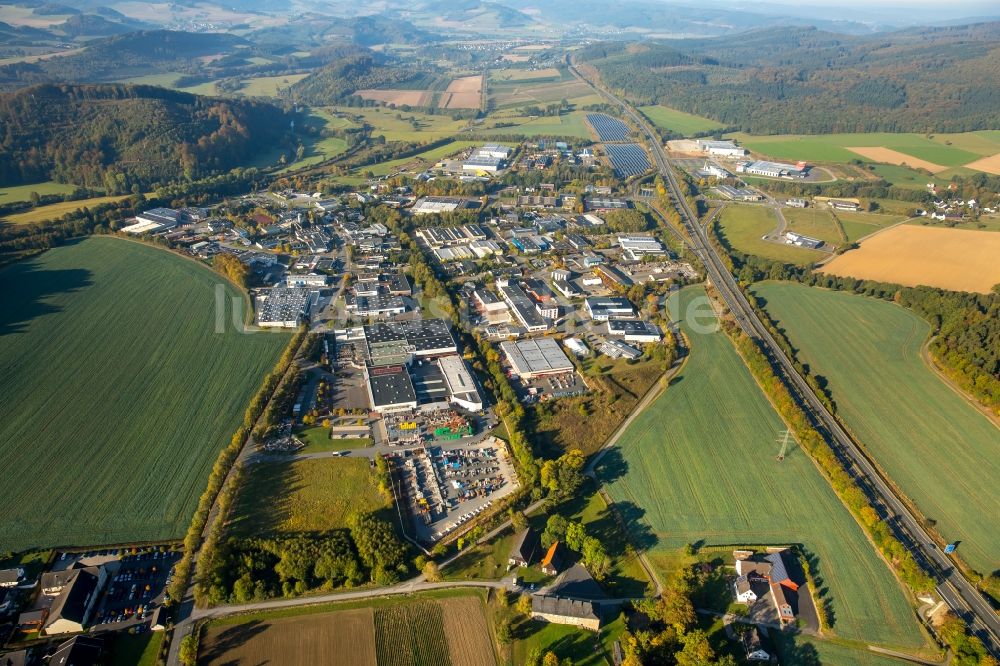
[541,542,563,576]
[509,528,539,569]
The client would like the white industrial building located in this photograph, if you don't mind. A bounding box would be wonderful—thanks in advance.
[286,273,328,288]
[618,235,666,260]
[784,232,823,249]
[121,207,181,234]
[500,338,575,379]
[737,160,808,178]
[585,296,635,321]
[697,140,747,157]
[478,144,513,159]
[607,319,662,343]
[438,355,483,412]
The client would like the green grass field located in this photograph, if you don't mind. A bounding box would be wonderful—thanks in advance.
[782,208,844,245]
[361,140,482,177]
[484,111,592,138]
[752,282,1000,575]
[239,73,309,97]
[771,635,914,665]
[293,425,370,453]
[108,631,163,666]
[868,163,934,189]
[639,105,722,136]
[834,211,905,243]
[717,205,826,265]
[121,72,183,87]
[727,131,996,168]
[178,80,220,96]
[0,237,290,551]
[331,106,468,142]
[0,181,80,206]
[3,194,132,225]
[513,612,625,666]
[231,457,388,536]
[597,286,925,648]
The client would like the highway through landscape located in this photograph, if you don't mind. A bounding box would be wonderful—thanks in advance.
[566,58,1000,658]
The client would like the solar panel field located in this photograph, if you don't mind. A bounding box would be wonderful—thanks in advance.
[598,286,926,648]
[587,113,630,141]
[752,282,1000,575]
[0,237,291,551]
[605,144,651,178]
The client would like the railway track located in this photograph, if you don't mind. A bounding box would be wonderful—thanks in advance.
[567,58,1000,657]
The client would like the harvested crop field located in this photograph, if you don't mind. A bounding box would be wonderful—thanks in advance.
[598,286,926,648]
[752,282,1000,575]
[198,593,495,666]
[441,597,496,666]
[0,237,290,551]
[846,147,946,173]
[199,608,376,666]
[963,152,1000,175]
[440,75,482,109]
[358,89,433,106]
[821,225,1000,293]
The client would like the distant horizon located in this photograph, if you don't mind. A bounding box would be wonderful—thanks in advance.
[683,0,999,24]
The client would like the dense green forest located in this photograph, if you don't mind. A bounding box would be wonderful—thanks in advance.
[287,51,418,105]
[0,84,292,191]
[579,23,1000,133]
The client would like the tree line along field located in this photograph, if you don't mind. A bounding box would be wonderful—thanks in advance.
[716,205,826,265]
[752,282,1000,574]
[197,592,496,666]
[0,237,291,552]
[598,286,926,649]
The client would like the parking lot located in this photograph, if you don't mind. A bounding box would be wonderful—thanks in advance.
[522,370,589,401]
[92,550,179,631]
[391,437,519,543]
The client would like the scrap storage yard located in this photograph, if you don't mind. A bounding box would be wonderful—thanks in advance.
[198,593,496,666]
[391,437,519,543]
[0,237,290,551]
[820,224,1000,293]
[752,282,1000,574]
[598,286,927,649]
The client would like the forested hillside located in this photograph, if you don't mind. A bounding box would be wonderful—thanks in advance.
[287,51,417,105]
[579,23,1000,133]
[0,30,249,88]
[0,84,291,191]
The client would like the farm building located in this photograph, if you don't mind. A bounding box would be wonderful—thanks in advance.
[540,541,564,576]
[696,140,747,157]
[585,296,635,321]
[500,338,574,380]
[509,528,539,568]
[733,550,801,627]
[787,198,808,208]
[830,200,860,211]
[531,595,601,631]
[42,567,106,635]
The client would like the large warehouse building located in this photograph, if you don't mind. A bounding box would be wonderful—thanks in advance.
[500,338,575,380]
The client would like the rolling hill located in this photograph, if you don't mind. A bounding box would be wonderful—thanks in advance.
[0,83,291,190]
